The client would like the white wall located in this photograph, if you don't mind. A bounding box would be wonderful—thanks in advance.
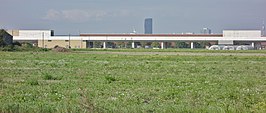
[38,35,266,41]
[12,30,266,42]
[223,30,261,38]
[13,30,52,40]
[81,36,223,41]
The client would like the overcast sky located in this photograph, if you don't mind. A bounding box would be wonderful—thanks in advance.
[0,0,265,35]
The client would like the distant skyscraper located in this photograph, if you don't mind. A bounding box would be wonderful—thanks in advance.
[201,28,211,34]
[144,18,153,34]
[262,20,265,36]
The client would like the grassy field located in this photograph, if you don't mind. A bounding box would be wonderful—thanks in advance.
[1,50,266,112]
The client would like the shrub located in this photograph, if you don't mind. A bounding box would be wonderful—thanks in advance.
[105,76,116,83]
[13,41,22,46]
[0,45,14,51]
[43,73,62,80]
[0,42,48,52]
[21,42,33,48]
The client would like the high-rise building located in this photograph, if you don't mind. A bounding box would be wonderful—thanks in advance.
[144,18,153,34]
[201,28,211,34]
[262,21,265,36]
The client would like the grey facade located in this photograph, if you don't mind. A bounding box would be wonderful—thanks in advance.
[201,28,211,34]
[144,18,153,34]
[0,29,13,46]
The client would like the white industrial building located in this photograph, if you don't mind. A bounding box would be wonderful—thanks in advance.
[6,29,266,49]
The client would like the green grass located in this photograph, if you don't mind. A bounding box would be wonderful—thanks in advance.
[0,51,266,112]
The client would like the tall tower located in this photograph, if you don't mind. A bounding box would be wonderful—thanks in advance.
[144,18,153,34]
[262,20,265,36]
[201,28,211,34]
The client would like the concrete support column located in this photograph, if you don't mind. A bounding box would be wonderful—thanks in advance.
[103,42,106,49]
[191,42,194,49]
[251,42,255,48]
[91,42,94,48]
[161,42,164,49]
[132,42,135,48]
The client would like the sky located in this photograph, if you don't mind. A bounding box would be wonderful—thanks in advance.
[0,0,265,35]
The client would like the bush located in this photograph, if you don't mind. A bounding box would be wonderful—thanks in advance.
[0,43,48,52]
[13,41,22,46]
[43,73,63,80]
[42,48,49,51]
[0,45,14,51]
[21,42,33,48]
[0,40,49,52]
[105,76,117,83]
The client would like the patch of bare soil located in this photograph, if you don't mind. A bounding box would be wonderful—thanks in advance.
[52,46,69,52]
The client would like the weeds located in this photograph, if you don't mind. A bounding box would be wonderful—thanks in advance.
[105,76,117,83]
[43,73,63,80]
[0,51,266,112]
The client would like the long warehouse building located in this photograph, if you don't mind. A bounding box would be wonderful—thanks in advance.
[7,29,266,49]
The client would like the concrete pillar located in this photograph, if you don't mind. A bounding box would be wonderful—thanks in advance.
[251,42,255,48]
[132,42,135,48]
[161,42,164,49]
[90,42,93,48]
[191,42,194,49]
[103,42,106,49]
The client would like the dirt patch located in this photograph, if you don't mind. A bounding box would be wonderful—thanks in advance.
[52,46,69,52]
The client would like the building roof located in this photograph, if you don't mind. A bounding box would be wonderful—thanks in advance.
[80,34,223,37]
